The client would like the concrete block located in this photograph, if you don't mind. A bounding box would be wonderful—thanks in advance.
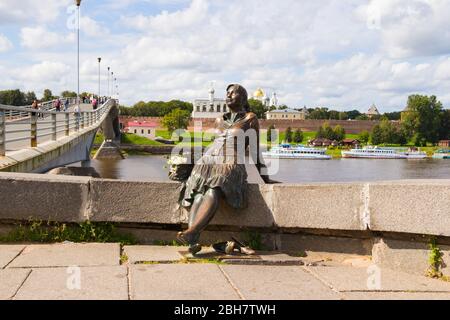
[279,234,373,256]
[7,243,120,268]
[0,172,90,222]
[343,292,450,300]
[123,245,185,263]
[208,184,275,228]
[272,183,366,230]
[372,238,450,277]
[14,266,128,300]
[306,265,450,292]
[369,180,450,236]
[220,265,342,300]
[89,180,182,223]
[0,269,31,300]
[130,264,240,300]
[0,245,25,268]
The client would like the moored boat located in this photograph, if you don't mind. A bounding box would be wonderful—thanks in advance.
[263,144,331,160]
[433,150,450,159]
[342,146,428,159]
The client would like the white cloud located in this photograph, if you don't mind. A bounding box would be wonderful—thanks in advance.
[20,26,74,49]
[357,0,450,58]
[0,34,13,52]
[80,16,110,38]
[0,0,71,25]
[3,0,450,110]
[123,0,208,33]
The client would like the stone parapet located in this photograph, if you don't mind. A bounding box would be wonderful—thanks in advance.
[0,172,449,238]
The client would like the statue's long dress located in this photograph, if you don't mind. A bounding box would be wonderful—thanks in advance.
[181,111,261,209]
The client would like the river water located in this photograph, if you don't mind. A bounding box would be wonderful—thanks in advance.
[83,156,450,183]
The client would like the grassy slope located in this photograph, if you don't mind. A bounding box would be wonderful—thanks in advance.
[121,133,164,146]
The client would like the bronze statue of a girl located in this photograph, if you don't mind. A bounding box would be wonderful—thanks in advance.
[177,84,273,254]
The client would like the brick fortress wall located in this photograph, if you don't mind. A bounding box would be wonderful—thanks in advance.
[120,116,386,134]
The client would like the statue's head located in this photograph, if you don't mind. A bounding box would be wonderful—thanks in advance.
[226,84,250,112]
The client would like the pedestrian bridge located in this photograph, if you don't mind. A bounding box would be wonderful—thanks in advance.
[0,99,119,173]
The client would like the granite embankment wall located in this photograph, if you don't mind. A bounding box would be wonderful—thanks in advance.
[1,172,449,275]
[1,172,449,236]
[120,116,385,134]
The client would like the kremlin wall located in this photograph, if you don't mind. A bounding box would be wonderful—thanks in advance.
[119,116,382,134]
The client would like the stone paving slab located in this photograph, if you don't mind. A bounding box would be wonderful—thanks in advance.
[343,292,450,300]
[180,248,304,265]
[220,265,342,300]
[7,243,120,268]
[0,269,31,300]
[123,245,186,263]
[14,266,128,300]
[130,264,240,300]
[306,266,450,292]
[0,245,26,268]
[258,253,304,265]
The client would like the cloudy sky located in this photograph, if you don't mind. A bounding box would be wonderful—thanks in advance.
[1,0,450,112]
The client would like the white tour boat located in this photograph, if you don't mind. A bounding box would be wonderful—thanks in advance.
[342,146,428,159]
[433,150,450,159]
[263,144,332,160]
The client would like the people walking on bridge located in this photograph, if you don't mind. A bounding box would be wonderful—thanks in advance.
[54,98,61,112]
[31,100,38,117]
[92,97,98,110]
[38,102,44,118]
[64,99,69,112]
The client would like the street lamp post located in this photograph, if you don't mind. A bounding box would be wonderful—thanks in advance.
[111,72,114,98]
[75,0,81,130]
[107,66,110,97]
[97,57,101,100]
[114,77,117,99]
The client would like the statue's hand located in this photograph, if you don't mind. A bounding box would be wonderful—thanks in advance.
[261,175,281,184]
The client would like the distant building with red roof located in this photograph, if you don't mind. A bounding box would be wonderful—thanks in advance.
[126,121,157,139]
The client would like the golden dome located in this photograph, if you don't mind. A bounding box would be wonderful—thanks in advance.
[253,88,265,99]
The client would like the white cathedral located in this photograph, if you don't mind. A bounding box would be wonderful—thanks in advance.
[191,84,229,119]
[191,85,279,119]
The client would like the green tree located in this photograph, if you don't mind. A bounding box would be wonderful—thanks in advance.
[162,109,190,134]
[248,98,267,119]
[339,112,349,120]
[316,122,335,140]
[0,89,26,106]
[359,130,370,144]
[401,95,443,145]
[285,127,293,143]
[371,125,383,145]
[383,112,401,121]
[329,110,340,120]
[439,109,450,140]
[267,124,276,144]
[347,110,362,120]
[355,114,369,120]
[42,89,54,102]
[24,91,37,105]
[308,107,329,120]
[333,125,346,141]
[293,129,304,144]
[61,91,77,98]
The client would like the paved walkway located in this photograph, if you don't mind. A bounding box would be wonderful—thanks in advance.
[1,243,449,300]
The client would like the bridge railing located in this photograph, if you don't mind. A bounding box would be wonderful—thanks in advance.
[1,98,80,121]
[0,99,115,156]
